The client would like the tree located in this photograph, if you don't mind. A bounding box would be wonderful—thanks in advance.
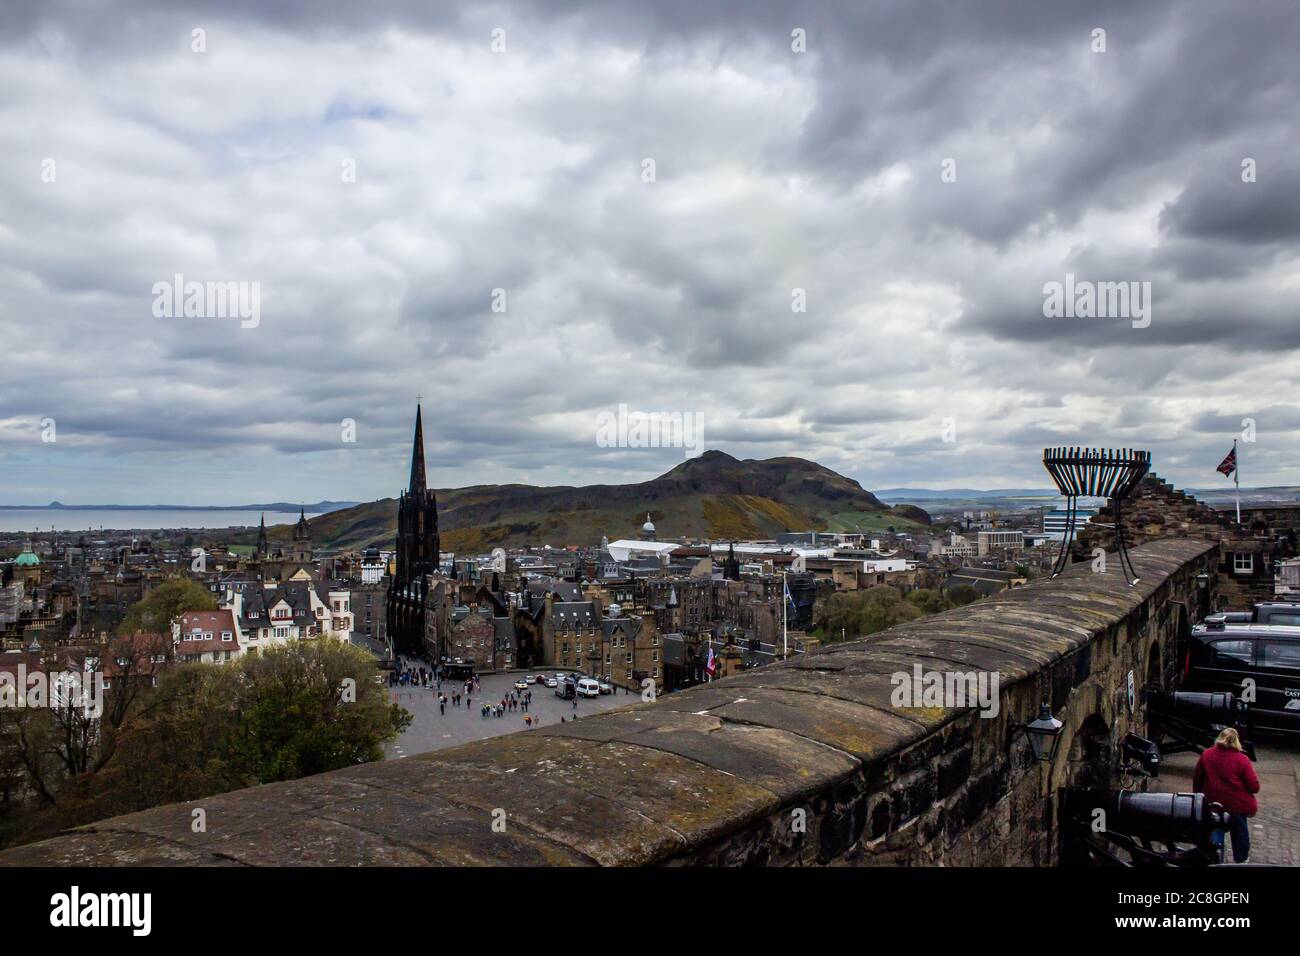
[814,586,923,642]
[947,584,982,607]
[905,588,953,615]
[2,638,409,847]
[117,578,215,635]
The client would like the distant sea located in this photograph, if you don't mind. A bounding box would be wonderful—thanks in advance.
[0,509,319,533]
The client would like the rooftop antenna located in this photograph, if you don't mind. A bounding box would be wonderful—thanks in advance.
[1042,447,1150,585]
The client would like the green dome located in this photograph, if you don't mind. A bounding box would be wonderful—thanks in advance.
[15,546,39,566]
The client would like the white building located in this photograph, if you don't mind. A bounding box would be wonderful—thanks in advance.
[1042,507,1096,541]
[933,533,978,558]
[605,539,679,563]
[223,581,354,654]
[359,552,388,584]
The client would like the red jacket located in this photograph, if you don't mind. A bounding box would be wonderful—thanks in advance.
[1193,745,1260,816]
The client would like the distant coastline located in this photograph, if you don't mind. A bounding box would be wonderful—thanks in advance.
[0,501,358,512]
[0,508,334,533]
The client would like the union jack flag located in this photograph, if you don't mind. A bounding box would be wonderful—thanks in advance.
[1216,447,1237,478]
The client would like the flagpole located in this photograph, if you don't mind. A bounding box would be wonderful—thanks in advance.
[782,570,788,660]
[1234,438,1241,526]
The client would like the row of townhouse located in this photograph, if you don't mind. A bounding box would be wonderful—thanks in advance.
[173,582,355,664]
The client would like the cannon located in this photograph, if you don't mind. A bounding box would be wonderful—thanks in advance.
[1060,789,1228,866]
[1119,732,1161,778]
[1146,690,1255,761]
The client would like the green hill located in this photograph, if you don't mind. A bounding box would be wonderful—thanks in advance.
[252,450,929,552]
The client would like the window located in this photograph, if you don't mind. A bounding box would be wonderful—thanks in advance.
[1233,553,1254,574]
[221,631,233,641]
[1259,641,1300,670]
[1209,639,1254,664]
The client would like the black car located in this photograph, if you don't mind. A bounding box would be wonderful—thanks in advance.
[1183,622,1300,735]
[1204,601,1300,627]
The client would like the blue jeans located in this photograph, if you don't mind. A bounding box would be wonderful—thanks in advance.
[1211,814,1251,863]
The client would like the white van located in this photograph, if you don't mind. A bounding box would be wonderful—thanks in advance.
[576,678,601,699]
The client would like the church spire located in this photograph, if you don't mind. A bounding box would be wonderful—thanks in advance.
[408,404,427,493]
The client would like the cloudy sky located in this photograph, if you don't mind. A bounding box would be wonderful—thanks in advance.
[1,1,1298,505]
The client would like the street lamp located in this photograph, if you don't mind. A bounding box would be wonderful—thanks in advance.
[1010,700,1064,762]
[1196,571,1209,590]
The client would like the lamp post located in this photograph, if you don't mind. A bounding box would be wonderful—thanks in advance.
[1010,699,1065,762]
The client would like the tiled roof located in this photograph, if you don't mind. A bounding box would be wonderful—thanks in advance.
[177,609,240,654]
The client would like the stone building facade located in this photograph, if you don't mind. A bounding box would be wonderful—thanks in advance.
[1077,472,1295,609]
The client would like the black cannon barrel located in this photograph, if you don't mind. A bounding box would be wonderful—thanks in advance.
[1112,791,1227,836]
[1148,690,1246,726]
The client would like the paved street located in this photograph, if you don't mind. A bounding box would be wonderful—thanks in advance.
[1155,739,1300,866]
[385,667,641,759]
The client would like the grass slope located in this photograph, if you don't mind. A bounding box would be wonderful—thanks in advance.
[244,451,929,551]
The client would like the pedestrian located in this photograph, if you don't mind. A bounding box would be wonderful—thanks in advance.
[1193,727,1260,863]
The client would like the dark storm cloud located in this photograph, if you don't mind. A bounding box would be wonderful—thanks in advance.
[1161,162,1300,245]
[1,0,1298,503]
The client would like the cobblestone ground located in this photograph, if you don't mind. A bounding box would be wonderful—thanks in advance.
[384,666,641,759]
[1156,741,1300,866]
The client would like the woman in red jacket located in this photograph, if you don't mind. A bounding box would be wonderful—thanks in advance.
[1193,728,1260,863]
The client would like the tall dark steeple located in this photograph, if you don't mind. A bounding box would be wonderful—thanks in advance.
[290,507,313,564]
[409,403,427,493]
[388,404,442,656]
[724,542,741,581]
[256,513,269,557]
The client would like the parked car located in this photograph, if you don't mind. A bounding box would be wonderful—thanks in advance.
[544,676,558,688]
[577,678,601,698]
[1183,622,1300,735]
[597,679,613,695]
[514,678,530,691]
[534,674,546,684]
[1204,601,1300,627]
